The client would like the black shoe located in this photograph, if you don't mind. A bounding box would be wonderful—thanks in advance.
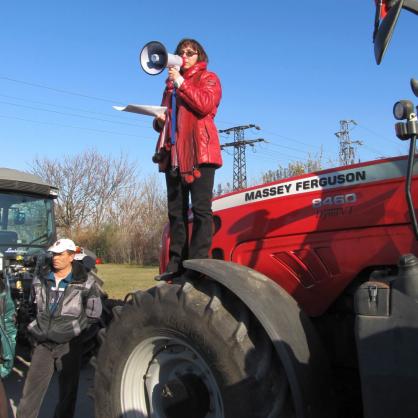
[154,271,180,282]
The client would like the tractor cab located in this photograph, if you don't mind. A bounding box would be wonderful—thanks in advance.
[0,168,57,254]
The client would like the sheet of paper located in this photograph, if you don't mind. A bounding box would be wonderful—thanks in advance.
[113,104,167,117]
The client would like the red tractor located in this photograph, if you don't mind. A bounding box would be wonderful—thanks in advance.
[94,2,418,417]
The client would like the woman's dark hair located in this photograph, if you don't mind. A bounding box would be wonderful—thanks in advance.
[175,38,209,63]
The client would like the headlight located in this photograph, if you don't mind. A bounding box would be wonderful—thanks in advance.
[393,100,415,120]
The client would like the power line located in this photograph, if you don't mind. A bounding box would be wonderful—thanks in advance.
[2,76,400,170]
[356,122,395,144]
[265,141,313,155]
[0,99,150,129]
[0,76,123,104]
[0,77,333,159]
[218,120,323,153]
[0,93,147,123]
[255,148,307,161]
[0,114,148,139]
[0,76,400,153]
[259,129,322,151]
[361,144,387,158]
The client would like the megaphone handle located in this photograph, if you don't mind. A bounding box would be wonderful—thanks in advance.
[171,89,177,145]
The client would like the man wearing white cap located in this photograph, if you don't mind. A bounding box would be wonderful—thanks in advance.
[17,238,103,418]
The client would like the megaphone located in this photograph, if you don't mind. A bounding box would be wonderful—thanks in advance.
[140,41,183,75]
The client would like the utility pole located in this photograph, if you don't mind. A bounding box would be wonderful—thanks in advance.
[219,124,265,190]
[334,120,363,166]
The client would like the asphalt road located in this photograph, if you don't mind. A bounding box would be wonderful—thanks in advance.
[4,346,95,418]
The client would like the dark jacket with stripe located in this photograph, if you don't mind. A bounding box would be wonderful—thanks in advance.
[28,261,102,344]
[0,278,17,378]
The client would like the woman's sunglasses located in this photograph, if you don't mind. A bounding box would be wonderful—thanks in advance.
[179,50,198,57]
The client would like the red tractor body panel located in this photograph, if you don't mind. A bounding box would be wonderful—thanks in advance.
[160,156,418,316]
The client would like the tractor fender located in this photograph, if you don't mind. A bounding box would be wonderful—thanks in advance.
[184,259,337,418]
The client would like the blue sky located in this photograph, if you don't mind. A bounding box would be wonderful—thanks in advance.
[1,0,417,187]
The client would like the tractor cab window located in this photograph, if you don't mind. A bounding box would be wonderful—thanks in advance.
[0,193,54,246]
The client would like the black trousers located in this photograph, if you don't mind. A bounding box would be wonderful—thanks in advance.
[165,165,216,273]
[16,337,83,418]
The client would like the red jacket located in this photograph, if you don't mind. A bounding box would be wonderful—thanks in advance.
[154,61,222,181]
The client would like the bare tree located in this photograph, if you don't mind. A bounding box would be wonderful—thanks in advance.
[214,182,233,197]
[32,150,168,264]
[106,174,167,264]
[134,175,167,264]
[261,150,324,183]
[31,149,137,236]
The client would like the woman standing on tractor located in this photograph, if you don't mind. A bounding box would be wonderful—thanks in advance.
[153,38,222,281]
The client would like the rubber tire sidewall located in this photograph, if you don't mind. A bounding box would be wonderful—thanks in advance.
[95,283,263,418]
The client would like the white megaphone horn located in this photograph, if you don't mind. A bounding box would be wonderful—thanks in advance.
[140,41,183,75]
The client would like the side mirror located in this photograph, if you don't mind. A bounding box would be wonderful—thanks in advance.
[374,0,404,64]
[411,78,418,97]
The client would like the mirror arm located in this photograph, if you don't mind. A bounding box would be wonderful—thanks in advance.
[403,0,418,14]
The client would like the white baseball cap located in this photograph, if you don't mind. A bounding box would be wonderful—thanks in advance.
[48,238,77,253]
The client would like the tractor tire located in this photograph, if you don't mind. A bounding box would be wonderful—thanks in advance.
[101,298,126,327]
[94,280,294,418]
[82,298,125,365]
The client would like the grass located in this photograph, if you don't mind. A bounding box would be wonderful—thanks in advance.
[95,263,158,300]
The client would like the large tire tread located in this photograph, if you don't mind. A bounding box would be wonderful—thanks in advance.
[95,279,293,418]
